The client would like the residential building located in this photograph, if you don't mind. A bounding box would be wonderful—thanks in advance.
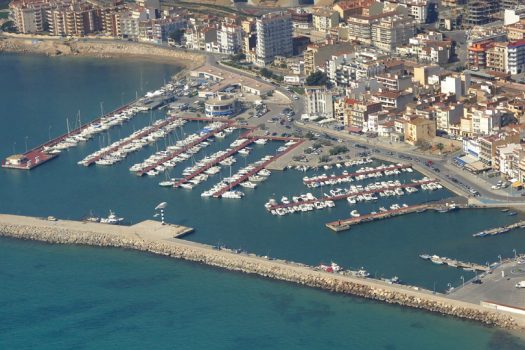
[304,86,334,119]
[404,117,436,145]
[371,14,416,52]
[345,100,382,129]
[477,131,520,166]
[466,0,499,26]
[440,75,463,99]
[506,19,525,41]
[9,0,51,33]
[312,8,339,33]
[333,0,374,21]
[288,8,312,29]
[255,11,293,67]
[218,23,242,55]
[435,102,463,133]
[304,42,353,76]
[486,42,507,72]
[507,40,525,75]
[465,106,503,135]
[375,73,412,91]
[372,90,413,110]
[467,40,493,70]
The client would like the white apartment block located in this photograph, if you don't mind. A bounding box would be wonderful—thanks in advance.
[255,11,293,67]
[218,24,242,55]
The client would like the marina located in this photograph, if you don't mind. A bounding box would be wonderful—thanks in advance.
[472,220,525,238]
[419,254,490,272]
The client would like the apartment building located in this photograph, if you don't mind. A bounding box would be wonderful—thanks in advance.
[255,11,293,67]
[9,0,50,33]
[371,14,416,52]
[312,8,339,33]
[218,23,242,55]
[304,86,334,119]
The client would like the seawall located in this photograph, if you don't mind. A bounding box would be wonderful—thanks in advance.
[0,213,523,330]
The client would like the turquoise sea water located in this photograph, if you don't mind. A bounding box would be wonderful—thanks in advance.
[1,54,525,348]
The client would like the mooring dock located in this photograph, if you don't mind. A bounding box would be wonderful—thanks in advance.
[303,163,412,186]
[473,220,525,238]
[420,254,490,272]
[82,115,181,167]
[211,139,305,198]
[173,138,256,187]
[1,99,140,170]
[135,121,234,176]
[267,179,439,212]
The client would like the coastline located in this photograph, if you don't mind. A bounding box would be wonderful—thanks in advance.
[0,34,206,69]
[0,213,523,331]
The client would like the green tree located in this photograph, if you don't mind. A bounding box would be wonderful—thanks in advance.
[305,71,329,87]
[260,68,273,79]
[320,155,330,163]
[329,145,349,156]
[1,20,16,33]
[169,29,184,44]
[230,53,246,62]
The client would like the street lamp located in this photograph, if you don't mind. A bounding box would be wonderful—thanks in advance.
[154,202,168,225]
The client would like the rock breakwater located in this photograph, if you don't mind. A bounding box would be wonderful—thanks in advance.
[0,215,522,330]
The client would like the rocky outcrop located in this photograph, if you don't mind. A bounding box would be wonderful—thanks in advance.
[0,222,520,330]
[0,36,205,68]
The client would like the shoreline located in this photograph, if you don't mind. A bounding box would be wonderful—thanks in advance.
[0,213,523,331]
[0,35,206,69]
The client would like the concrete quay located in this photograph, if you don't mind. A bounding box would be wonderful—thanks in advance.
[0,213,523,330]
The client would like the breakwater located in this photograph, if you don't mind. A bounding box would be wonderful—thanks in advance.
[0,214,522,330]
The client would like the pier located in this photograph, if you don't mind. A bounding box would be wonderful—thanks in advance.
[1,98,140,170]
[211,139,305,198]
[473,220,525,237]
[419,254,490,272]
[303,163,412,186]
[326,203,458,232]
[173,137,256,187]
[135,121,234,176]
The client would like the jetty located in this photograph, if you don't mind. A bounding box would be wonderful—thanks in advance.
[473,220,525,237]
[326,202,460,232]
[0,213,522,330]
[419,254,490,272]
[173,137,256,188]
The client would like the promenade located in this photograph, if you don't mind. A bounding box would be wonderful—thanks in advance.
[0,213,523,330]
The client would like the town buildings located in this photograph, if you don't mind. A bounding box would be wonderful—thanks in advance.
[255,11,293,67]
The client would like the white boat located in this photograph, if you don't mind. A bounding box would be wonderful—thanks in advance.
[350,210,360,218]
[100,210,124,225]
[240,181,257,189]
[159,180,174,187]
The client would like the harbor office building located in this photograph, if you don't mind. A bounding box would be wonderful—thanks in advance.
[205,94,238,117]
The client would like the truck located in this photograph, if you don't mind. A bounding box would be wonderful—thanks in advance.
[515,281,525,288]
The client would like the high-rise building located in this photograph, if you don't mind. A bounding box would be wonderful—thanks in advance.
[255,11,293,67]
[218,23,242,55]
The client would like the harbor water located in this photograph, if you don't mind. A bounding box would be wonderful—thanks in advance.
[1,54,525,348]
